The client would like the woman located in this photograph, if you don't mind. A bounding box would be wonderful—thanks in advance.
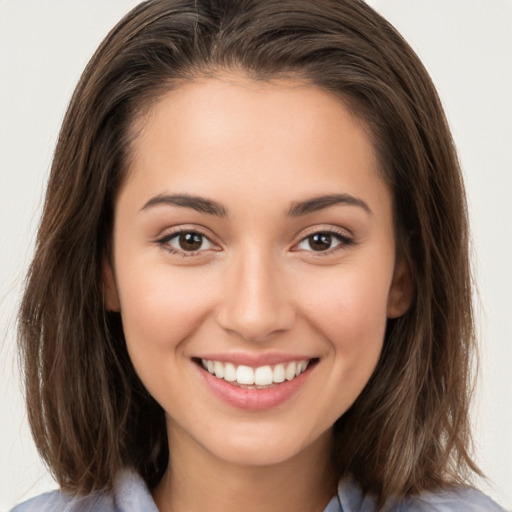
[12,0,506,510]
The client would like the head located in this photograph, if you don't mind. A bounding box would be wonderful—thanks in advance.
[19,0,478,504]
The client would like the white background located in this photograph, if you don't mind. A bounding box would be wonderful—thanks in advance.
[0,1,510,510]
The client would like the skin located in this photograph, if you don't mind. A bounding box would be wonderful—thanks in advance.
[104,74,411,512]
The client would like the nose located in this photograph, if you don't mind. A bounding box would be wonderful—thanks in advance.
[216,248,295,343]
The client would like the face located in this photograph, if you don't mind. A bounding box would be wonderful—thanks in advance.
[105,75,411,469]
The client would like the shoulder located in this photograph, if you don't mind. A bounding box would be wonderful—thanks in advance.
[336,479,507,512]
[10,470,158,512]
[398,487,507,512]
[10,488,113,512]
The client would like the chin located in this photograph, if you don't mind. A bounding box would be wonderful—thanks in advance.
[199,424,331,468]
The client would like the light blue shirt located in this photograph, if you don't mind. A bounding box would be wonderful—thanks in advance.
[11,470,506,511]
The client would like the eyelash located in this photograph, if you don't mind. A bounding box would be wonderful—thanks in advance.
[155,228,217,257]
[154,228,354,257]
[293,228,354,256]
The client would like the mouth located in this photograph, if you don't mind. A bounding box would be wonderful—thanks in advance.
[193,357,318,390]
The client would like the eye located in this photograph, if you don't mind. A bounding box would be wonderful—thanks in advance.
[157,230,215,255]
[295,231,351,252]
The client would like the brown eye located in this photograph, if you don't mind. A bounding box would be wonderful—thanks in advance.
[307,233,332,251]
[296,231,349,253]
[160,231,215,254]
[178,232,203,251]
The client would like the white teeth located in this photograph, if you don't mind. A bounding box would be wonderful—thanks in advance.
[273,364,285,383]
[236,365,254,385]
[254,365,273,386]
[285,362,296,381]
[296,360,309,376]
[224,363,236,382]
[201,358,311,387]
[214,361,224,379]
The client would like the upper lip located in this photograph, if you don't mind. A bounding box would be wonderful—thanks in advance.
[194,352,317,367]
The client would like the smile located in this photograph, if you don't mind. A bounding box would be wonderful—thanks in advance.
[200,358,311,388]
[194,356,318,410]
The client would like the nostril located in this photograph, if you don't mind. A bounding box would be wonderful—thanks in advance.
[216,306,296,343]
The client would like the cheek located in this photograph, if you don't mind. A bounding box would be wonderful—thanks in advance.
[116,264,220,408]
[300,262,390,339]
[295,263,392,390]
[117,263,215,354]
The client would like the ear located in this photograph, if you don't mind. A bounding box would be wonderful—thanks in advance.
[103,260,121,312]
[387,257,413,319]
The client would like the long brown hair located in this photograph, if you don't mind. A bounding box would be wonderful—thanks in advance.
[18,0,479,505]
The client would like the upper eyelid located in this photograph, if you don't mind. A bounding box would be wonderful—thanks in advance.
[155,225,215,242]
[293,225,354,243]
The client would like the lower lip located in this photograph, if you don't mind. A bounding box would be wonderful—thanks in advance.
[196,363,313,411]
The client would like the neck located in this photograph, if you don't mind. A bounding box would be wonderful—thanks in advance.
[153,424,336,512]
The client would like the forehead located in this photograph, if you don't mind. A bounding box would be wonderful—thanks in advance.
[121,74,390,218]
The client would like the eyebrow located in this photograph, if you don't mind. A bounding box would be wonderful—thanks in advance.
[141,194,228,216]
[141,192,371,218]
[287,193,372,216]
